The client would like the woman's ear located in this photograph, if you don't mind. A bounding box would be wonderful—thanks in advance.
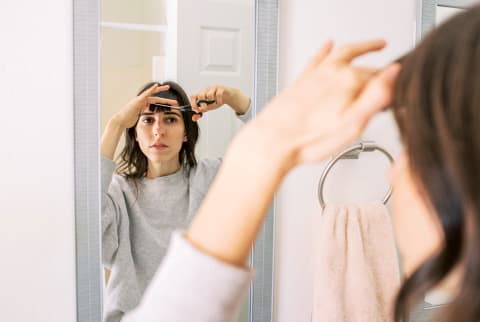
[183,135,188,142]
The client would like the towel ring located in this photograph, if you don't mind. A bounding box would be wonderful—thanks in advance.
[317,141,394,209]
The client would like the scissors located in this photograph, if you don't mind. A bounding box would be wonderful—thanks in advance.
[149,99,217,117]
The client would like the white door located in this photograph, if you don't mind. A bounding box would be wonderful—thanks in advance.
[166,0,254,159]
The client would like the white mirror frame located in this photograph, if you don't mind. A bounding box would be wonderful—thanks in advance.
[411,1,478,320]
[72,0,278,321]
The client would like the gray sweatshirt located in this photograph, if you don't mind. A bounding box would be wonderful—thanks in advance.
[122,231,254,322]
[102,157,222,322]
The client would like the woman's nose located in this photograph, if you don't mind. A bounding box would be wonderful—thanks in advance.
[153,122,166,136]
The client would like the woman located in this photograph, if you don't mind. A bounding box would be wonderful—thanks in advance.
[101,81,251,322]
[127,6,480,322]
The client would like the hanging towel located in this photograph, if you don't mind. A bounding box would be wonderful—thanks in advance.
[312,203,401,322]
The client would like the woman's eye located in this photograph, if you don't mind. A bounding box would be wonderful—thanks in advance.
[142,117,154,124]
[165,117,178,124]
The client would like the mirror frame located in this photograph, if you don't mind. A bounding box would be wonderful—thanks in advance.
[416,0,477,44]
[411,1,477,320]
[72,0,278,321]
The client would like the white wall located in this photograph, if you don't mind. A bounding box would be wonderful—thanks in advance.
[0,1,76,322]
[274,1,416,321]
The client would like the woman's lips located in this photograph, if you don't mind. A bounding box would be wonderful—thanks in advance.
[150,143,168,149]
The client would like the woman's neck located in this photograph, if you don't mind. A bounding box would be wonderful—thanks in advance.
[146,159,181,178]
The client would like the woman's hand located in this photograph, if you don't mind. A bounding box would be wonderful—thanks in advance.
[186,39,401,266]
[189,85,251,121]
[101,83,177,160]
[112,84,178,129]
[255,39,401,167]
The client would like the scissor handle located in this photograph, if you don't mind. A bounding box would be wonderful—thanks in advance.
[196,99,216,105]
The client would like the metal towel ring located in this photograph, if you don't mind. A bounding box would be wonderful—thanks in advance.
[317,141,394,209]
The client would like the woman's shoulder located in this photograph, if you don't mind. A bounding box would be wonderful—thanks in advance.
[196,158,222,170]
[189,158,223,181]
[187,158,222,192]
[110,172,134,191]
[102,156,133,192]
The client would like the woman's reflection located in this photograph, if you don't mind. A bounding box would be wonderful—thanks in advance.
[100,81,251,322]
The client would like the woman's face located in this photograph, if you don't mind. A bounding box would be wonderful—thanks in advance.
[135,107,186,165]
[390,152,444,276]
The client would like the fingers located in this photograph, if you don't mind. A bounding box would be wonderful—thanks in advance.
[356,67,381,78]
[352,67,382,89]
[329,39,386,64]
[192,114,202,122]
[191,86,224,113]
[199,102,208,111]
[198,86,216,111]
[205,86,217,102]
[190,88,209,111]
[347,63,401,127]
[141,84,169,98]
[148,96,178,107]
[152,84,170,94]
[189,93,207,114]
[304,39,334,71]
[293,63,399,164]
[142,83,159,97]
[215,87,224,106]
[138,84,173,112]
[190,94,200,111]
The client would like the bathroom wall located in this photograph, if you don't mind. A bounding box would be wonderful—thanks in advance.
[0,1,76,322]
[274,1,416,321]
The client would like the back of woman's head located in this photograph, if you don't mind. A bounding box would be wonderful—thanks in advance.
[392,5,480,322]
[118,81,199,179]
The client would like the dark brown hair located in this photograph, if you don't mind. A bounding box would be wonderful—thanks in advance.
[117,81,199,179]
[392,5,480,322]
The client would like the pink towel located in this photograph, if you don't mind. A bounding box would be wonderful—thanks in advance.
[312,203,401,322]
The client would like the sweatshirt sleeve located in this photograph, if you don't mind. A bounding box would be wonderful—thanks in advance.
[236,101,252,123]
[101,156,121,266]
[122,231,254,322]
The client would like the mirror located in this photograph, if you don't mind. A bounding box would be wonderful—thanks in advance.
[73,0,277,321]
[99,1,254,322]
